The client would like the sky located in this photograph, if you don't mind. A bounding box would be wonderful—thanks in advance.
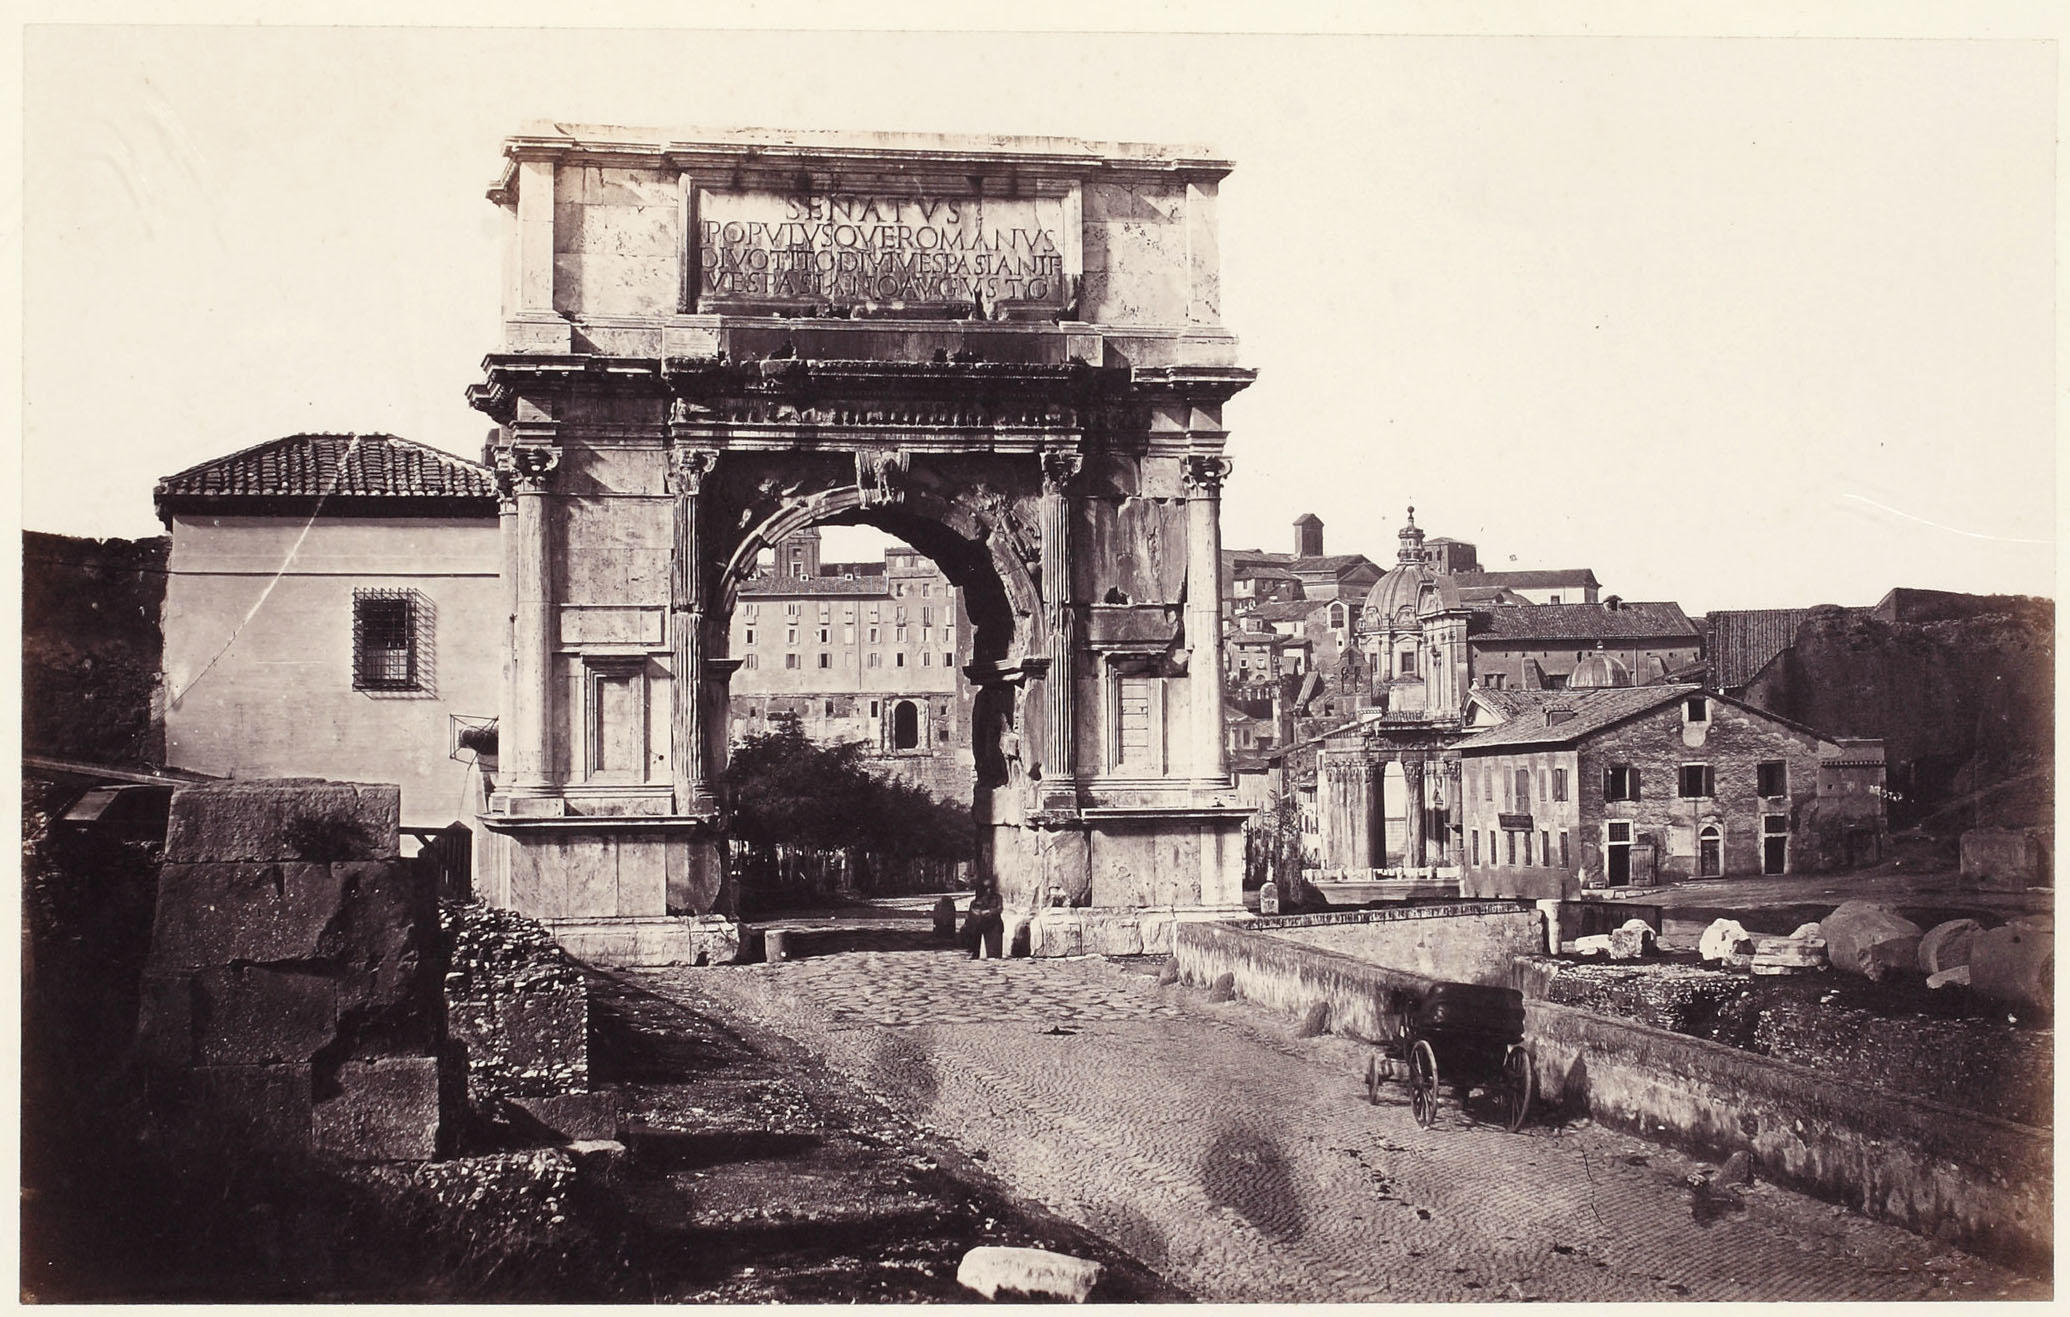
[18,16,2060,615]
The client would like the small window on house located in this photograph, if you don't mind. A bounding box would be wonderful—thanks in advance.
[817,653,831,669]
[1471,830,1481,865]
[818,627,830,643]
[868,626,880,643]
[823,699,834,717]
[1679,764,1715,798]
[1685,696,1708,722]
[1540,829,1550,866]
[867,653,881,668]
[1549,595,1562,605]
[352,591,422,691]
[1399,649,1417,676]
[1559,831,1571,868]
[1757,761,1788,797]
[785,603,800,616]
[1553,769,1568,802]
[1514,769,1531,807]
[943,652,954,669]
[922,652,932,667]
[896,625,908,642]
[870,700,880,717]
[785,653,800,670]
[744,627,756,645]
[1605,764,1639,801]
[896,652,906,667]
[786,627,798,645]
[1506,832,1517,865]
[741,653,758,669]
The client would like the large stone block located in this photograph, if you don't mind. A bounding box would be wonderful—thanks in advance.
[192,963,340,1065]
[1822,901,1923,982]
[136,972,196,1066]
[313,1056,443,1161]
[165,780,400,863]
[322,860,440,1021]
[509,1091,621,1142]
[189,1063,315,1153]
[147,862,346,971]
[1967,922,2053,1013]
[1918,918,1984,975]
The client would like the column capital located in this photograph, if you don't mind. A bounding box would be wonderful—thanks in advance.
[666,443,720,496]
[1400,756,1425,786]
[1040,445,1083,495]
[1183,452,1232,494]
[494,442,561,502]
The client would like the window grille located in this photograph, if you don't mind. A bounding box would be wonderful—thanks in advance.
[353,589,429,692]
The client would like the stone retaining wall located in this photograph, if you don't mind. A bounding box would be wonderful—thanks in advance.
[1526,998,2050,1272]
[1251,904,1540,986]
[1171,918,2051,1273]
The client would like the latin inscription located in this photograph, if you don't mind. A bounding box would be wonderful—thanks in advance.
[697,190,1068,308]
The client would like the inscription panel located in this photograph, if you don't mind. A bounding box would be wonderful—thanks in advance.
[695,189,1069,312]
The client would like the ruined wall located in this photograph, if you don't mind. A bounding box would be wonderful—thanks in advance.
[23,531,167,766]
[1744,603,2054,831]
[1257,906,1543,987]
[138,780,453,1161]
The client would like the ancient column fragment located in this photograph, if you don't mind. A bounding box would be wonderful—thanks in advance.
[1039,446,1082,782]
[666,438,720,814]
[1184,453,1232,786]
[496,441,560,795]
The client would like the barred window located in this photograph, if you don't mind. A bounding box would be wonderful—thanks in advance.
[353,590,424,691]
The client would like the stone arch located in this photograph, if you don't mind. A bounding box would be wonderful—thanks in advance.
[891,699,920,751]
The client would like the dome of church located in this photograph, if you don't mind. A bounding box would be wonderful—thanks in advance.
[1569,651,1633,688]
[1359,507,1460,627]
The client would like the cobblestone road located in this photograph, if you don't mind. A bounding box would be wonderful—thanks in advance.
[634,943,2046,1303]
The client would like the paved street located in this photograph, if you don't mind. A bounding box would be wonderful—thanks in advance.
[633,933,2046,1303]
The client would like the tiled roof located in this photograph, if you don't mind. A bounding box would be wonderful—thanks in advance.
[1243,599,1329,623]
[1455,569,1600,590]
[1452,686,1694,751]
[1704,607,1848,689]
[1466,688,1571,719]
[1225,550,1379,577]
[155,433,496,504]
[1470,601,1697,642]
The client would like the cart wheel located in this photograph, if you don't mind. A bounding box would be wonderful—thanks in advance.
[1408,1039,1440,1129]
[1365,1054,1382,1105]
[1501,1044,1535,1133]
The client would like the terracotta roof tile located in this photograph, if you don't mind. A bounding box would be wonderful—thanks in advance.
[156,434,496,504]
[1453,686,1693,751]
[1469,601,1697,642]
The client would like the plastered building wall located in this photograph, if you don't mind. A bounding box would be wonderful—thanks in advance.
[162,515,502,829]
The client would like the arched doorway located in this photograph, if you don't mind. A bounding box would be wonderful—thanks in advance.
[891,700,920,751]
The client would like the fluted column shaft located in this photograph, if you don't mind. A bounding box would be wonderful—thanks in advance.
[1039,448,1082,782]
[1184,453,1232,786]
[667,443,720,813]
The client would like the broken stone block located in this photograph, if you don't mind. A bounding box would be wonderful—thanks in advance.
[1207,972,1236,1001]
[1822,902,1923,981]
[1751,935,1825,975]
[1967,922,2052,1013]
[1571,934,1615,957]
[509,1092,621,1143]
[165,780,400,863]
[313,1056,442,1161]
[192,963,340,1066]
[1030,910,1082,958]
[1717,1150,1755,1186]
[957,1245,1104,1302]
[1609,920,1657,960]
[147,862,346,971]
[1918,918,1984,976]
[1926,964,1972,989]
[1699,918,1754,964]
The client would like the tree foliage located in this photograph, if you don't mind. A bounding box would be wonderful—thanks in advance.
[727,713,973,859]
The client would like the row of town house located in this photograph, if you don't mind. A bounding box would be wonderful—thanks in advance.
[1223,510,1888,897]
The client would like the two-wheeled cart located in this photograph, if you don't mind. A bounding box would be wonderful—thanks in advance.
[1362,981,1534,1132]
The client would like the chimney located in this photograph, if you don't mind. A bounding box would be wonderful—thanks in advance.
[1293,513,1324,558]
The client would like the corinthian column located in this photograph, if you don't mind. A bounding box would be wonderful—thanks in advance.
[1402,756,1427,869]
[1184,453,1232,787]
[495,441,560,795]
[666,439,720,814]
[1039,446,1082,782]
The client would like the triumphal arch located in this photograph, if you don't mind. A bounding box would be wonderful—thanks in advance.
[467,125,1255,963]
